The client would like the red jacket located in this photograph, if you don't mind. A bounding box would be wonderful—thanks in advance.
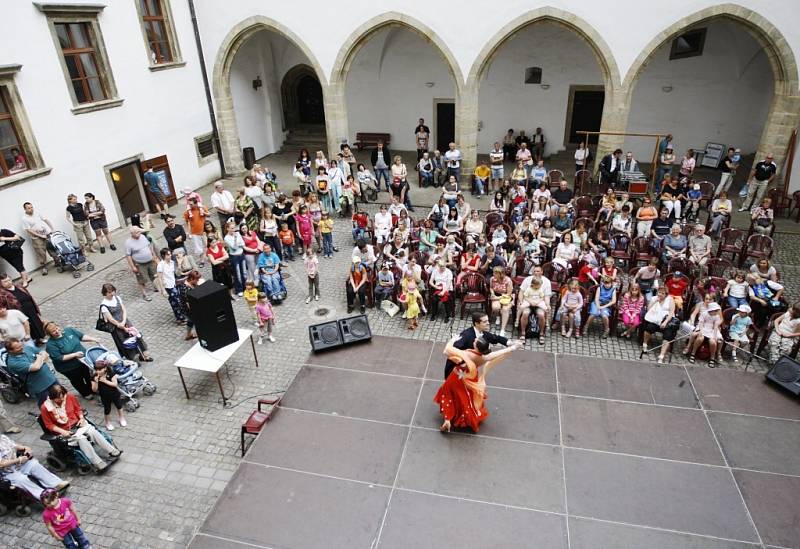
[40,392,82,434]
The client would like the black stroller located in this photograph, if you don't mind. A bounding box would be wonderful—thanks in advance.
[47,231,94,278]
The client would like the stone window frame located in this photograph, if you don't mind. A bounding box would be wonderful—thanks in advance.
[0,65,52,189]
[36,3,124,115]
[193,132,218,167]
[133,0,186,72]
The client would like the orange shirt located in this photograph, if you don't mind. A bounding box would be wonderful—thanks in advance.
[184,207,207,235]
[279,229,295,246]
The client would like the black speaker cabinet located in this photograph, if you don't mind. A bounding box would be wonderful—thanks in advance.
[766,355,800,396]
[338,315,372,345]
[186,281,239,351]
[309,320,343,352]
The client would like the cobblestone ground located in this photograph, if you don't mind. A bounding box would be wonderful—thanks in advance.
[2,199,797,547]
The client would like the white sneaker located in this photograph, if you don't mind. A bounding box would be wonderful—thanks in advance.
[495,317,500,326]
[95,461,108,471]
[104,422,114,431]
[237,292,243,297]
[738,207,748,212]
[268,335,276,342]
[305,297,311,304]
[257,338,263,345]
[315,295,320,301]
[499,329,506,338]
[119,418,127,427]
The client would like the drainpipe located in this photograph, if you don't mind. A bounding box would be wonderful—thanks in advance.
[188,0,226,177]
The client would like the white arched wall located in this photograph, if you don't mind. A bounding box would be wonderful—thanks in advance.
[230,30,312,159]
[344,26,455,152]
[477,21,604,153]
[624,19,773,161]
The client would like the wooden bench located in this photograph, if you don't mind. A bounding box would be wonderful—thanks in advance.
[354,132,391,151]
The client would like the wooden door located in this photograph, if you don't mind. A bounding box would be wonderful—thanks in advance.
[142,154,178,210]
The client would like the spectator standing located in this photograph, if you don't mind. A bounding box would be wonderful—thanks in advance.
[414,118,430,163]
[740,153,777,211]
[574,142,589,174]
[90,359,126,430]
[157,249,186,324]
[21,202,56,275]
[143,163,168,219]
[99,283,152,361]
[531,127,546,161]
[162,214,187,252]
[210,181,236,227]
[223,222,247,296]
[319,211,334,258]
[44,322,98,399]
[489,142,504,191]
[304,247,320,303]
[715,147,737,197]
[502,129,516,161]
[255,292,276,344]
[183,197,208,266]
[0,305,31,345]
[656,146,675,195]
[0,228,30,287]
[371,141,392,192]
[0,272,44,342]
[64,194,94,255]
[124,226,158,301]
[444,142,462,181]
[679,149,696,179]
[206,234,234,297]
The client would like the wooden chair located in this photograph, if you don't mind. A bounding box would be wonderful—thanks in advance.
[697,181,715,210]
[716,228,745,262]
[739,234,773,268]
[512,255,532,285]
[458,272,488,319]
[705,257,734,279]
[768,188,792,217]
[630,237,656,267]
[789,190,800,222]
[485,211,504,229]
[575,196,595,219]
[667,256,694,277]
[609,235,632,270]
[574,216,595,232]
[241,397,282,456]
[548,170,564,190]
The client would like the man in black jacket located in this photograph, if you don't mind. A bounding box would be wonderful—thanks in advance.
[162,215,187,252]
[371,141,392,193]
[444,311,510,378]
[599,148,623,191]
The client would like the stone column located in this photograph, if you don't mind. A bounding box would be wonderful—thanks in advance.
[323,80,348,158]
[216,93,245,176]
[756,93,800,180]
[455,84,479,174]
[593,85,631,172]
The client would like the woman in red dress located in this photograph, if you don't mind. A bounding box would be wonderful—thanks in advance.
[434,336,521,433]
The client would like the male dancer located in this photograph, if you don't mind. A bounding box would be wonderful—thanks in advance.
[444,311,510,378]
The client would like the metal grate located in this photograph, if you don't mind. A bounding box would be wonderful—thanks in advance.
[197,136,215,158]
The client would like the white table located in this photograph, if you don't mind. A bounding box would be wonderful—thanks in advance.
[174,328,258,406]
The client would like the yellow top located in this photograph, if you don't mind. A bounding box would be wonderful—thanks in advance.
[243,288,259,305]
[319,218,334,234]
[474,165,491,179]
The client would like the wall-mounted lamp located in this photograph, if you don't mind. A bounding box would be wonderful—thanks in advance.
[252,76,262,91]
[425,82,435,88]
[540,84,550,90]
[661,85,673,93]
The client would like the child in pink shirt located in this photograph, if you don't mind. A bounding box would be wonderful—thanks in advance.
[42,489,91,548]
[255,292,275,344]
[304,247,320,304]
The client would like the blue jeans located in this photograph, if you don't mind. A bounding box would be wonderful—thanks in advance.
[420,172,433,187]
[447,167,461,182]
[727,296,748,309]
[474,177,486,195]
[323,233,333,256]
[62,526,91,549]
[375,168,390,192]
[230,254,246,293]
[260,271,286,299]
[282,245,294,261]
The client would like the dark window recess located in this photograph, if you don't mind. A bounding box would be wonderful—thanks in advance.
[670,28,706,60]
[525,67,542,84]
[197,136,216,158]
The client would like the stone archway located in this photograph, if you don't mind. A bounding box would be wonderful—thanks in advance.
[464,7,622,170]
[623,5,799,171]
[212,16,329,174]
[281,64,325,127]
[327,12,465,161]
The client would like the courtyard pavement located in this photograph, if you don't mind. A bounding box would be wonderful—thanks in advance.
[2,177,799,547]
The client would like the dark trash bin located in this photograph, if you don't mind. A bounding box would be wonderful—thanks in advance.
[243,147,256,170]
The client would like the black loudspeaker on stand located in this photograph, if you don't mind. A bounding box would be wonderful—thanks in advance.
[186,281,239,352]
[309,314,371,352]
[766,355,800,396]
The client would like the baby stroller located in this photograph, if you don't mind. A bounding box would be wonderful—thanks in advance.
[83,346,157,412]
[36,414,119,475]
[0,348,28,404]
[47,231,94,278]
[339,195,353,218]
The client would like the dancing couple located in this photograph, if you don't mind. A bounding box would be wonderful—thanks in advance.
[435,317,522,433]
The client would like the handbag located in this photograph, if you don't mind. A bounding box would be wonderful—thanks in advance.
[756,218,771,228]
[95,307,112,332]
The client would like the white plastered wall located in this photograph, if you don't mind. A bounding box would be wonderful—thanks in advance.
[477,22,603,153]
[624,20,773,162]
[344,27,456,152]
[230,30,312,158]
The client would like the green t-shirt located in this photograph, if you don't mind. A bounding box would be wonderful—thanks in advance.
[45,327,86,374]
[6,347,58,396]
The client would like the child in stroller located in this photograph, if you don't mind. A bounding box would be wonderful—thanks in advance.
[46,231,94,278]
[83,347,156,414]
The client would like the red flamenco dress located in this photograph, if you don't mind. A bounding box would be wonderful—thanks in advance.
[434,352,488,433]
